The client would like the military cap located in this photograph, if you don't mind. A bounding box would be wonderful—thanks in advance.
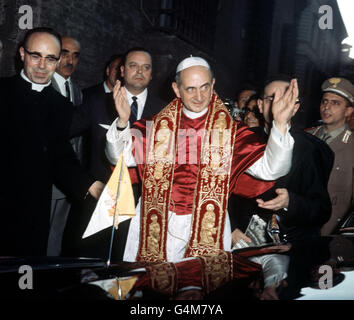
[321,77,354,105]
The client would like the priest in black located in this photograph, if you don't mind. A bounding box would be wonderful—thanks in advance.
[0,28,103,257]
[229,77,334,244]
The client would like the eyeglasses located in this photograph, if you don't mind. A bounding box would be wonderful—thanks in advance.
[263,95,300,104]
[23,48,60,66]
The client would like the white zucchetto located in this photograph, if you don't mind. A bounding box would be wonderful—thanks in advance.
[176,56,210,73]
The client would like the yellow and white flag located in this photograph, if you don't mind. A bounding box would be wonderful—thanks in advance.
[82,154,136,239]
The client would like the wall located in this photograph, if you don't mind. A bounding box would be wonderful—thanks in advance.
[1,0,147,88]
[0,0,231,101]
[0,0,348,127]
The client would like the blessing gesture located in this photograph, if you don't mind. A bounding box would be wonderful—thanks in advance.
[113,80,130,128]
[272,79,299,135]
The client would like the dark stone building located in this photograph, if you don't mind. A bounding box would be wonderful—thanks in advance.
[222,0,347,128]
[0,0,348,127]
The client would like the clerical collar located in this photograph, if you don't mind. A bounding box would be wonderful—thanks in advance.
[103,81,111,93]
[182,106,208,119]
[20,69,51,92]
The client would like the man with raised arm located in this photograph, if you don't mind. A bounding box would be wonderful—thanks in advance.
[105,56,298,263]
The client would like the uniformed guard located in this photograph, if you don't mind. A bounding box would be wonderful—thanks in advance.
[308,77,354,235]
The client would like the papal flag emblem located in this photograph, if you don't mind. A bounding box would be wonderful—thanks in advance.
[82,154,136,239]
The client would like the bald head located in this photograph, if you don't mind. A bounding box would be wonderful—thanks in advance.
[22,27,61,52]
[258,80,300,130]
[19,31,61,84]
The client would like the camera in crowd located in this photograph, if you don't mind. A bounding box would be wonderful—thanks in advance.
[223,98,245,120]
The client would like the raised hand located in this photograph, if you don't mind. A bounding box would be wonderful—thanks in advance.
[272,79,299,135]
[113,80,130,128]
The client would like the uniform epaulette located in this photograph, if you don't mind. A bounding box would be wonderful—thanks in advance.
[342,129,352,143]
[306,125,322,136]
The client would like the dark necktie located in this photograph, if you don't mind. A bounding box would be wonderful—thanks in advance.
[130,96,138,125]
[65,80,71,101]
[65,80,79,155]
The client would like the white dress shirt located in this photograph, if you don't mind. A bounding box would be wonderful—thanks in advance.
[124,87,148,121]
[103,81,111,93]
[53,72,72,101]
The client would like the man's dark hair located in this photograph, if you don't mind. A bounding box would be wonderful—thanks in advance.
[122,47,152,66]
[236,82,258,99]
[21,27,62,50]
[246,93,260,105]
[103,54,124,80]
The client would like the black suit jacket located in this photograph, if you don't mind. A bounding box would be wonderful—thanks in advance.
[0,75,95,256]
[51,75,84,199]
[70,83,165,182]
[51,76,83,106]
[229,127,334,242]
[62,84,165,259]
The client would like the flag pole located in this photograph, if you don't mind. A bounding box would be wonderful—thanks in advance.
[106,155,125,267]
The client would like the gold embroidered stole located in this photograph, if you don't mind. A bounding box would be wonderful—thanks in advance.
[137,98,182,262]
[185,94,237,257]
[137,93,237,262]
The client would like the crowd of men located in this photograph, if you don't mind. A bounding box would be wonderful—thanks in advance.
[230,76,353,238]
[0,27,353,300]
